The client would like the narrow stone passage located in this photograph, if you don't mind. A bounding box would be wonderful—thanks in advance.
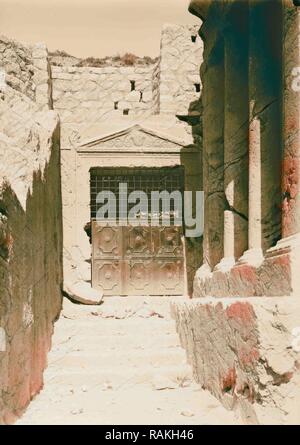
[17,297,241,425]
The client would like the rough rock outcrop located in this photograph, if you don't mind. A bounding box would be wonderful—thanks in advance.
[63,281,103,305]
[171,297,300,424]
[0,37,63,424]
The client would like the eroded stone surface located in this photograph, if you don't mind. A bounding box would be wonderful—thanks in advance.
[171,297,300,425]
[63,281,103,306]
[16,297,241,425]
[0,39,63,424]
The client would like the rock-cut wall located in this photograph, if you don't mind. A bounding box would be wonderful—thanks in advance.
[171,0,300,425]
[0,38,63,424]
[159,24,203,116]
[52,64,155,145]
[0,36,35,100]
[171,297,300,425]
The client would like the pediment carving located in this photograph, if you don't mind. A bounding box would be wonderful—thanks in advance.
[78,125,188,152]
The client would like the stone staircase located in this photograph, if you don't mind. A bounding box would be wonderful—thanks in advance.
[17,297,241,425]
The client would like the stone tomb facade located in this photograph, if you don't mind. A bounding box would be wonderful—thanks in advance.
[171,0,300,425]
[188,0,300,298]
[56,24,204,298]
[0,24,203,421]
[63,121,202,296]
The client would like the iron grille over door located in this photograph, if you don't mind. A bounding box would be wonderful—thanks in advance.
[90,167,185,296]
[90,167,184,221]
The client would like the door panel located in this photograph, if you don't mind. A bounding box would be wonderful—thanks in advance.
[155,226,184,257]
[123,226,153,257]
[92,259,122,294]
[124,259,153,296]
[92,225,121,258]
[92,222,184,296]
[155,259,184,294]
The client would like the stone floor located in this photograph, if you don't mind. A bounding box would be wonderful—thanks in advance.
[17,297,242,425]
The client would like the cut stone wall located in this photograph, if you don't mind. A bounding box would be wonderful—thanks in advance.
[32,43,53,111]
[60,117,202,296]
[0,112,63,424]
[180,0,300,425]
[159,24,203,116]
[193,247,296,298]
[171,297,300,425]
[0,36,35,100]
[152,59,160,114]
[51,24,204,294]
[0,35,52,109]
[52,65,155,140]
[51,25,203,146]
[0,37,63,424]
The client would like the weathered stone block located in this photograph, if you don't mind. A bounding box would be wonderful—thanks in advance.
[0,110,63,424]
[171,297,300,424]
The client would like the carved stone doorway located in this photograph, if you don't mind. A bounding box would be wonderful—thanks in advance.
[90,167,186,296]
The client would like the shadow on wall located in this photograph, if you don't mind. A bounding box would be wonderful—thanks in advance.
[182,0,283,286]
[0,131,63,425]
[178,97,203,297]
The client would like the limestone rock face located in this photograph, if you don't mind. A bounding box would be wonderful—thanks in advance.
[191,0,283,293]
[0,35,52,110]
[63,282,103,306]
[0,35,35,100]
[159,24,203,116]
[193,251,294,298]
[171,297,300,425]
[51,64,156,135]
[0,36,63,424]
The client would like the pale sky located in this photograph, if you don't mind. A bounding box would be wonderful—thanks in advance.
[0,0,199,58]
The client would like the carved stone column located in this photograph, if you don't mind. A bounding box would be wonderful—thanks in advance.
[263,0,300,296]
[248,111,262,252]
[239,104,264,267]
[282,1,300,237]
[201,36,225,275]
[239,0,281,267]
[192,12,226,294]
[216,4,249,272]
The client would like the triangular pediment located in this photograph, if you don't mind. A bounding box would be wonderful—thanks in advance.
[78,124,189,152]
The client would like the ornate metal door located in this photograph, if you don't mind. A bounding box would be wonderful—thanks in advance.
[92,223,185,296]
[90,167,185,296]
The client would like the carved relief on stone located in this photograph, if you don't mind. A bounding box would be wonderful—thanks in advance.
[79,127,186,152]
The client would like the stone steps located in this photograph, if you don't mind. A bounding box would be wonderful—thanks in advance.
[51,333,181,351]
[53,319,176,338]
[48,349,187,370]
[43,363,193,388]
[17,296,241,425]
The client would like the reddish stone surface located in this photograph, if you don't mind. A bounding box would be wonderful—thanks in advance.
[0,129,63,424]
[282,158,300,236]
[195,251,293,297]
[221,367,237,392]
[225,302,256,326]
[238,346,260,368]
[231,264,257,284]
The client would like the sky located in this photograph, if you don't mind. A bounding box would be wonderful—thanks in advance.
[0,0,200,58]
